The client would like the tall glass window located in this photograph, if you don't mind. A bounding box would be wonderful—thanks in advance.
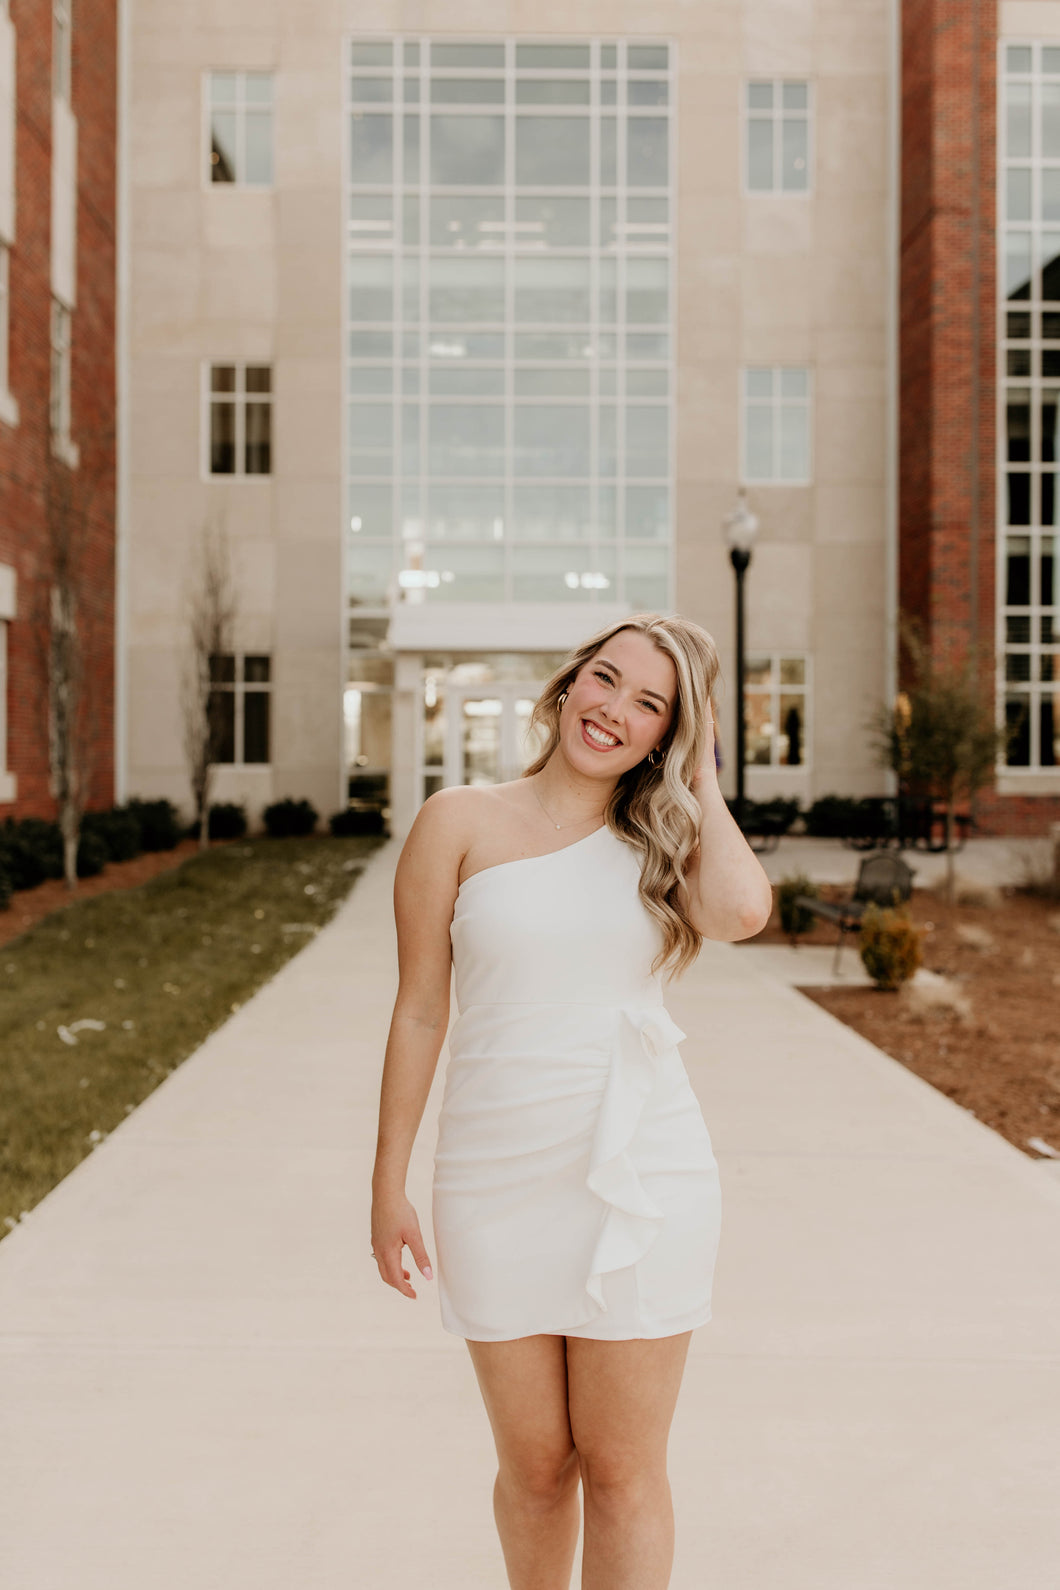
[344,37,675,610]
[1000,44,1060,768]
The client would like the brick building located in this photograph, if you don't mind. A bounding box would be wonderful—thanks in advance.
[0,0,117,820]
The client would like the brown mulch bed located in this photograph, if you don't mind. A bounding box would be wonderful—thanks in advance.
[0,839,218,948]
[745,884,1060,1159]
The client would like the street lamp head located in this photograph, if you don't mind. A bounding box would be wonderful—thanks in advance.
[722,489,760,554]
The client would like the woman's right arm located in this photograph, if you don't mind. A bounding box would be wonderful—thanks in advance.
[370,788,469,1301]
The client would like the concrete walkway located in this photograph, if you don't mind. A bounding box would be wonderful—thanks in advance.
[1,838,1058,1589]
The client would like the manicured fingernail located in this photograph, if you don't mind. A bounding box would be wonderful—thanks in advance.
[424,1265,433,1279]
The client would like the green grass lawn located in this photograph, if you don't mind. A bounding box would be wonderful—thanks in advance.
[0,833,384,1233]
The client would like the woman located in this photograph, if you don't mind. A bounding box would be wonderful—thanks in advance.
[371,613,773,1590]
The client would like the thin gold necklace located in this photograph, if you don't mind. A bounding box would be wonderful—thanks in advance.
[530,777,604,832]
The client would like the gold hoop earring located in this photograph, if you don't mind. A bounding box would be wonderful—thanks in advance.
[557,691,568,707]
[648,747,663,767]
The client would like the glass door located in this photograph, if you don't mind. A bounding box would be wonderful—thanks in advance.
[446,685,548,786]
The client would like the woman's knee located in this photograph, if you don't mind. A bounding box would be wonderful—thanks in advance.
[576,1444,667,1505]
[499,1441,580,1507]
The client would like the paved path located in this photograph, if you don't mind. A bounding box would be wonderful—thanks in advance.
[1,839,1058,1589]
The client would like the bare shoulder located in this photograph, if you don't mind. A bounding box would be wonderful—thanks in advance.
[394,785,496,903]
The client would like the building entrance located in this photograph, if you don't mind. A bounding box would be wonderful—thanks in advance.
[445,684,544,788]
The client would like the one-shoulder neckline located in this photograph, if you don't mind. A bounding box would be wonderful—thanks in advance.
[456,822,614,897]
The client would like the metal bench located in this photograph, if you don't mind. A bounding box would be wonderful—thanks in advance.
[794,851,917,974]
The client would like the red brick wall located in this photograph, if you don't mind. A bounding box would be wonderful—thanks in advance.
[900,0,1059,836]
[0,0,116,820]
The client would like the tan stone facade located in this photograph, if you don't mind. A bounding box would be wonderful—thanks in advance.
[121,2,898,835]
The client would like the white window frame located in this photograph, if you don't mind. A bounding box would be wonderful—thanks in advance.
[203,70,275,189]
[209,652,273,766]
[342,34,677,614]
[202,361,273,479]
[743,78,812,196]
[740,365,813,485]
[53,0,72,103]
[743,651,811,770]
[997,40,1060,775]
[0,245,16,427]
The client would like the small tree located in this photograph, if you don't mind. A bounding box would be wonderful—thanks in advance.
[867,616,1013,904]
[28,414,113,891]
[179,520,238,852]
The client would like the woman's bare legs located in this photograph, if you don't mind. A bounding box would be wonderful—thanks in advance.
[466,1334,582,1590]
[566,1331,693,1590]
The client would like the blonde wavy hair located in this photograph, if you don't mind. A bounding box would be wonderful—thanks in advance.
[523,612,722,980]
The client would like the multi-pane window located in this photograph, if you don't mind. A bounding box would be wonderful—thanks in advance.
[53,0,72,102]
[344,37,674,610]
[742,366,811,484]
[50,299,72,455]
[1000,44,1060,768]
[745,655,808,767]
[207,363,272,476]
[745,80,810,193]
[208,654,272,764]
[207,72,274,185]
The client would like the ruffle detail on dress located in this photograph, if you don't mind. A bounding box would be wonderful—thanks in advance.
[584,1006,688,1311]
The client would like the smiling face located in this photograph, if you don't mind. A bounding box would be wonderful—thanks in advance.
[560,628,678,779]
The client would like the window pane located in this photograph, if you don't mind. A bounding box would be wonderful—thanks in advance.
[516,80,591,106]
[514,367,590,396]
[781,116,808,189]
[1005,694,1031,764]
[351,41,392,67]
[348,402,392,474]
[429,255,505,321]
[1007,46,1032,74]
[779,694,804,765]
[419,543,504,602]
[348,255,394,321]
[210,111,237,183]
[779,403,809,479]
[1008,472,1032,524]
[745,404,773,479]
[780,657,805,685]
[1005,231,1032,299]
[348,542,394,606]
[431,42,504,68]
[629,45,668,69]
[1044,233,1060,301]
[431,77,505,104]
[516,116,591,185]
[244,402,272,474]
[625,405,668,476]
[514,256,591,322]
[243,691,270,763]
[747,81,773,110]
[623,545,669,609]
[516,43,590,68]
[348,482,393,537]
[512,545,591,601]
[210,73,237,106]
[628,118,668,185]
[780,367,808,397]
[626,256,668,322]
[210,401,236,473]
[430,194,505,247]
[1007,389,1031,460]
[427,483,505,538]
[211,364,236,392]
[428,404,506,475]
[598,405,617,477]
[430,115,505,184]
[512,483,591,539]
[348,365,393,395]
[1044,84,1060,158]
[1043,168,1060,222]
[244,110,273,184]
[1007,82,1032,156]
[430,366,505,396]
[625,484,669,539]
[245,365,271,393]
[349,114,393,182]
[349,329,393,358]
[1006,536,1031,604]
[209,653,236,683]
[782,81,808,110]
[1043,534,1056,603]
[600,117,617,184]
[208,689,236,763]
[1042,391,1060,462]
[516,195,591,247]
[403,114,420,184]
[747,118,773,189]
[513,405,591,476]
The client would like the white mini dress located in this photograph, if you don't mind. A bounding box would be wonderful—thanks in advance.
[431,822,722,1342]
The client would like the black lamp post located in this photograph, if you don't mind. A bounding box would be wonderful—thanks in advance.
[722,490,759,831]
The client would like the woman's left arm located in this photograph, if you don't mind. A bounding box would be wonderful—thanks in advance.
[681,704,775,942]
